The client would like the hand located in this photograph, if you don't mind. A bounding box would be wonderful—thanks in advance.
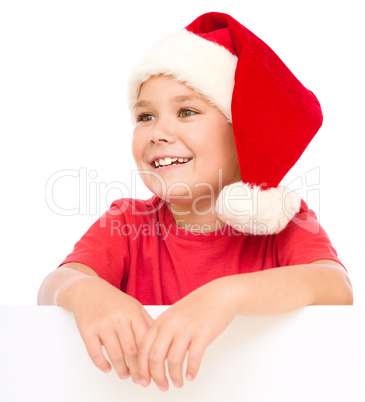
[70,276,154,382]
[137,277,239,391]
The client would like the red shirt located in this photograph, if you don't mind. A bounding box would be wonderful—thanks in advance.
[60,196,343,305]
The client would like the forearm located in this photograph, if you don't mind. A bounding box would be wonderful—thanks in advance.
[37,267,100,310]
[221,263,353,316]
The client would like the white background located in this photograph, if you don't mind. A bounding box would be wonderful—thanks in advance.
[0,0,364,306]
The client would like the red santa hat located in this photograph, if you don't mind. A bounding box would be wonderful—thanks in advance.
[127,12,323,235]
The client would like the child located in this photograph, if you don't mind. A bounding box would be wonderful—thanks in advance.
[38,12,353,392]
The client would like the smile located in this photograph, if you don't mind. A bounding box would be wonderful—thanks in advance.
[152,157,192,168]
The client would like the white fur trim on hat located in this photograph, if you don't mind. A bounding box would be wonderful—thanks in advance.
[127,29,238,122]
[215,182,302,235]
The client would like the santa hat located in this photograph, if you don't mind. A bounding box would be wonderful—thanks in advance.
[127,12,323,235]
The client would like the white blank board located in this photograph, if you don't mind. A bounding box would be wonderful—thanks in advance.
[0,306,364,402]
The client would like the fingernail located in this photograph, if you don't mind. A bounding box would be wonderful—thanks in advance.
[139,379,148,387]
[158,385,168,392]
[120,374,130,380]
[186,374,194,381]
[173,382,183,388]
[103,367,111,373]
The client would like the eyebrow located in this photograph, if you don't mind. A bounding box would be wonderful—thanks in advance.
[172,95,205,103]
[134,94,206,109]
[134,100,151,109]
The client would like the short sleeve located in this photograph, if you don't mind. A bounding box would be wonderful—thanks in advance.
[274,200,346,270]
[59,202,131,289]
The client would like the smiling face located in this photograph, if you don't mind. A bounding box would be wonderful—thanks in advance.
[132,75,240,211]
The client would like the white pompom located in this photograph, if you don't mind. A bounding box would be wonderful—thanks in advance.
[215,182,301,235]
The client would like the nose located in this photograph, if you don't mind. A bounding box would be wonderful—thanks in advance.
[148,118,176,144]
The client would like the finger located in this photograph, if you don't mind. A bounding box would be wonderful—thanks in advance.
[120,314,153,384]
[117,328,140,384]
[132,312,153,348]
[186,339,206,382]
[82,333,112,374]
[167,336,190,388]
[141,308,155,329]
[137,327,159,388]
[103,333,130,380]
[147,332,172,392]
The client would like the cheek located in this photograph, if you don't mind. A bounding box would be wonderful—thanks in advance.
[215,125,240,180]
[131,139,137,161]
[131,133,144,166]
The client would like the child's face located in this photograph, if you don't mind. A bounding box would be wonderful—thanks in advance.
[132,75,240,206]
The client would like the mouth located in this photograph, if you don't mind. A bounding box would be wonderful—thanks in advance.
[151,156,192,169]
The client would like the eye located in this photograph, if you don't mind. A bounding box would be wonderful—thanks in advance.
[136,113,155,122]
[178,108,198,118]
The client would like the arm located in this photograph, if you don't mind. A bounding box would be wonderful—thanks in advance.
[37,262,99,306]
[232,259,353,315]
[136,260,353,391]
[38,263,154,382]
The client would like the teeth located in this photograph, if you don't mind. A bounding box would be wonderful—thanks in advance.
[154,157,190,167]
